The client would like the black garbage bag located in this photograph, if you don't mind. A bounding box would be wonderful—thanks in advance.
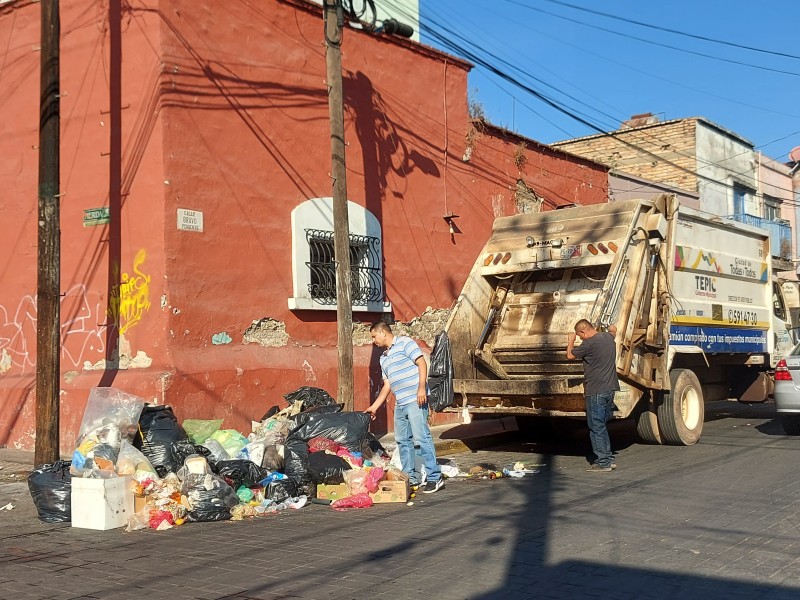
[258,405,280,422]
[301,403,342,415]
[27,461,72,523]
[264,478,298,503]
[183,473,239,522]
[216,459,270,489]
[428,331,455,412]
[307,452,351,485]
[366,432,387,458]
[288,412,371,454]
[133,405,190,476]
[283,386,337,410]
[283,437,313,497]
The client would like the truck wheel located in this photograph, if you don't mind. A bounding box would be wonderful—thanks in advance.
[780,414,800,435]
[633,394,662,444]
[657,369,704,446]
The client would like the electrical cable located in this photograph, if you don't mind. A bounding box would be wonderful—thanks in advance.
[501,0,800,78]
[541,0,800,62]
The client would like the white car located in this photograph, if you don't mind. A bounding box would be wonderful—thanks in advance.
[773,351,800,435]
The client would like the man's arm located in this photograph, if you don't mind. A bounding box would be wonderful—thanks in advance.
[566,332,577,360]
[415,356,428,406]
[366,379,392,420]
[607,324,617,337]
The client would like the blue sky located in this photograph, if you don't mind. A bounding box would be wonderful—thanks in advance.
[415,0,800,161]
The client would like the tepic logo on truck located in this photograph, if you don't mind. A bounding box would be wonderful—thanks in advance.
[695,275,717,298]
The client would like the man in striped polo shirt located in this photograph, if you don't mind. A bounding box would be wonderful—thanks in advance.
[366,322,444,494]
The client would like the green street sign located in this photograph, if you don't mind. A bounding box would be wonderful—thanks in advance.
[83,207,110,227]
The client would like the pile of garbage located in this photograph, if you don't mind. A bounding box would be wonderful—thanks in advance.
[28,385,403,530]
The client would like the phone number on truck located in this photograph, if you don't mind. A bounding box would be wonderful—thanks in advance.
[727,309,758,326]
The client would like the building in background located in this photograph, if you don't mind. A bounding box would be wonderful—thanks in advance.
[553,115,795,270]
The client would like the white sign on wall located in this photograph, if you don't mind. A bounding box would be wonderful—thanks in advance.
[177,208,203,232]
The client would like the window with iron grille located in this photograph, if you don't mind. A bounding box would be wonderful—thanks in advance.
[305,229,383,306]
[289,197,391,312]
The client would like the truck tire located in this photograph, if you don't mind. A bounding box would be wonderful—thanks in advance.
[657,368,704,446]
[633,394,662,444]
[780,414,800,435]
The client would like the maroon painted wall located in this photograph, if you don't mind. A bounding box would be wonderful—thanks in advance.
[0,0,608,451]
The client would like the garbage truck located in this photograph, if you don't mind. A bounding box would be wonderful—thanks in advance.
[443,194,794,445]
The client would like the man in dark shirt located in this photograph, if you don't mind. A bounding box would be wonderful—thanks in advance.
[566,319,620,472]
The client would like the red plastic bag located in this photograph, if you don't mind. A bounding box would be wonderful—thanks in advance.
[365,467,385,493]
[331,493,373,510]
[149,510,174,529]
[308,436,339,453]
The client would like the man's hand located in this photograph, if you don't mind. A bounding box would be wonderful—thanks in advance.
[364,406,377,421]
[417,388,427,407]
[566,331,577,360]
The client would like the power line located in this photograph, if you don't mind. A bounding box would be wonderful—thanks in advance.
[412,5,800,201]
[541,0,800,62]
[500,0,800,78]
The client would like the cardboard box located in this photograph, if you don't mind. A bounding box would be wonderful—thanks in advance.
[316,479,409,504]
[134,493,147,514]
[369,479,409,503]
[316,483,350,501]
[71,475,134,530]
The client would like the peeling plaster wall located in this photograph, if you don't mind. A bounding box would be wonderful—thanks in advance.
[353,307,451,348]
[244,318,290,347]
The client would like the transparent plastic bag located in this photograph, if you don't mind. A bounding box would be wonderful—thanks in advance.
[199,439,230,463]
[71,388,146,476]
[208,429,248,458]
[182,419,223,444]
[238,440,265,466]
[75,387,146,448]
[343,469,368,495]
[116,440,159,479]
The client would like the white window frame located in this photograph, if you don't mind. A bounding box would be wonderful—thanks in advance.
[289,197,391,312]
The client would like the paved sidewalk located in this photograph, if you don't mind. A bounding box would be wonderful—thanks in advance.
[0,448,35,483]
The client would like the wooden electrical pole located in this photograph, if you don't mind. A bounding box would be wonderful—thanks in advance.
[324,0,354,411]
[35,0,61,466]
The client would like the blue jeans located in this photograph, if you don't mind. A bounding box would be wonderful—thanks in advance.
[586,392,615,467]
[395,401,441,484]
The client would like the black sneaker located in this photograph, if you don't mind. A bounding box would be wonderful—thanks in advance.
[585,464,613,473]
[422,479,445,494]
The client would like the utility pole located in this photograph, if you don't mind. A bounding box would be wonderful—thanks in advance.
[35,0,61,466]
[324,0,354,411]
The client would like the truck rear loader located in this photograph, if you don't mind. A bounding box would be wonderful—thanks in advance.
[444,194,793,445]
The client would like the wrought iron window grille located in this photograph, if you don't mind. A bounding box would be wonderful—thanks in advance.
[305,229,383,305]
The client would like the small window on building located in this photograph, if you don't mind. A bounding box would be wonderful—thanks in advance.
[289,198,391,312]
[732,182,748,216]
[764,195,781,221]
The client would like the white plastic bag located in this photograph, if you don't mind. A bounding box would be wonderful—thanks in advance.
[389,446,427,483]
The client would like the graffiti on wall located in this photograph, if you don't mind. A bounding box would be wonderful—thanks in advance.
[0,249,153,376]
[108,249,152,334]
[0,284,107,375]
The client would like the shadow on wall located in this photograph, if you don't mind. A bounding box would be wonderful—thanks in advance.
[0,382,35,447]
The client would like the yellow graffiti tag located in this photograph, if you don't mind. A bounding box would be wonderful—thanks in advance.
[108,249,151,334]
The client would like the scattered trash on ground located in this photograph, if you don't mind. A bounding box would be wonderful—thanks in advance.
[27,385,418,531]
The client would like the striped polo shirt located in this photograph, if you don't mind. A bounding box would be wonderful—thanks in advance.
[380,335,424,407]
